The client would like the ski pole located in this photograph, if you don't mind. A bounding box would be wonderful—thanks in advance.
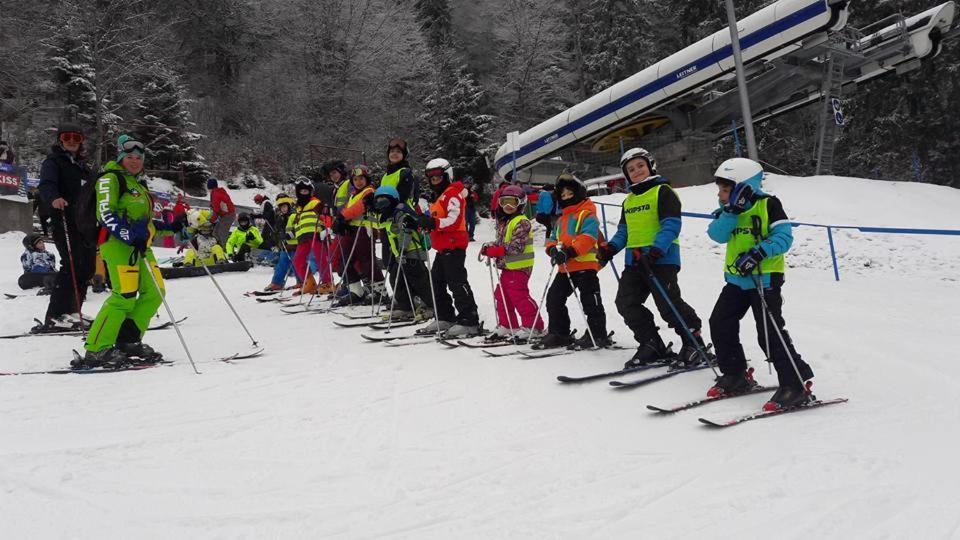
[526,264,555,344]
[332,224,363,306]
[750,273,807,391]
[486,255,516,339]
[640,257,718,376]
[560,261,598,349]
[368,221,377,317]
[195,256,259,347]
[421,240,443,338]
[750,215,772,374]
[143,256,200,374]
[59,210,87,338]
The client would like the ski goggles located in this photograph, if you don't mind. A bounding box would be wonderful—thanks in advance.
[498,196,522,210]
[352,166,370,178]
[59,132,85,144]
[425,168,446,179]
[121,139,146,153]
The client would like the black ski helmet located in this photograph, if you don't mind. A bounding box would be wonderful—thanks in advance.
[237,212,251,229]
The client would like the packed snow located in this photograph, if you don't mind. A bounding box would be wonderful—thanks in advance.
[1,175,959,538]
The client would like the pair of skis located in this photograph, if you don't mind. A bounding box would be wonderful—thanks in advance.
[0,347,265,377]
[0,317,188,340]
[556,363,848,427]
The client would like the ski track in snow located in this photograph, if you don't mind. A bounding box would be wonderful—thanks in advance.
[1,175,959,538]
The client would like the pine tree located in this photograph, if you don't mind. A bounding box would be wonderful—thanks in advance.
[415,0,453,48]
[43,1,98,130]
[417,46,494,182]
[133,69,211,190]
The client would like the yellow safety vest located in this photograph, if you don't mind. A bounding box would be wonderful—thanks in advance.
[287,198,323,240]
[334,181,351,212]
[503,214,535,270]
[346,186,376,228]
[724,197,785,276]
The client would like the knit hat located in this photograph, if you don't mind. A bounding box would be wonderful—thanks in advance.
[207,177,219,190]
[116,134,145,162]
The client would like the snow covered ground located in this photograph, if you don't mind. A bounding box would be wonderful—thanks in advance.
[1,175,959,538]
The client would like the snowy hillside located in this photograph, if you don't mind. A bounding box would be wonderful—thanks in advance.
[1,175,959,538]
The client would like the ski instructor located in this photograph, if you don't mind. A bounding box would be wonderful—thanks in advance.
[36,122,96,332]
[75,135,182,368]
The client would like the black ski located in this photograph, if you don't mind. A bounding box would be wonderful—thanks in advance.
[646,385,778,413]
[218,348,265,363]
[609,364,712,389]
[698,397,849,428]
[557,360,672,384]
[244,290,280,297]
[0,317,186,340]
[333,319,421,329]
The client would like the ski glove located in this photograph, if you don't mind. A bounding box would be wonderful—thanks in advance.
[481,244,506,258]
[417,214,436,232]
[734,246,766,274]
[597,244,617,265]
[725,183,755,214]
[246,231,256,242]
[331,216,347,235]
[549,246,577,266]
[107,216,149,246]
[642,246,664,267]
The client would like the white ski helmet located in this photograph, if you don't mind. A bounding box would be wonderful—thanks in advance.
[714,157,763,187]
[425,158,454,183]
[619,147,657,179]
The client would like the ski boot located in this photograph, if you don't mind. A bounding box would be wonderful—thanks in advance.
[763,380,814,411]
[670,334,712,371]
[486,326,515,342]
[570,330,612,350]
[535,332,575,349]
[417,320,455,335]
[624,337,669,369]
[71,347,129,370]
[117,341,164,364]
[31,315,81,334]
[708,368,759,398]
[263,283,284,292]
[445,322,481,339]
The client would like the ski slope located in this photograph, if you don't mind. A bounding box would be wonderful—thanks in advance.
[1,175,958,539]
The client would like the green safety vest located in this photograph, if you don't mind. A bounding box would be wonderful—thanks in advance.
[384,215,428,261]
[724,197,785,276]
[623,184,679,248]
[380,167,415,206]
[503,214,535,270]
[334,181,351,212]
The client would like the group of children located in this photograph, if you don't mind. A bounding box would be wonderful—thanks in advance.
[257,139,814,412]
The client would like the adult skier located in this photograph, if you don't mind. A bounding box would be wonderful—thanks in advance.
[418,158,480,337]
[207,177,236,247]
[540,173,610,349]
[372,185,434,321]
[225,212,263,262]
[480,185,544,340]
[76,135,182,368]
[36,122,96,332]
[598,148,708,369]
[333,164,385,306]
[706,158,815,411]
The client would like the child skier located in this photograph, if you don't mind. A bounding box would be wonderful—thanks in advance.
[540,174,610,349]
[372,185,434,321]
[418,158,480,337]
[264,195,297,291]
[77,135,181,368]
[598,147,708,369]
[225,212,263,262]
[184,217,227,267]
[288,178,333,295]
[19,233,57,292]
[333,164,385,306]
[706,157,815,411]
[480,185,544,341]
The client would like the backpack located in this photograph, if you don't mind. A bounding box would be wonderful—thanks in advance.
[75,170,129,245]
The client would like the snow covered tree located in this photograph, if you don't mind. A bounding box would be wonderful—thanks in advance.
[42,1,98,131]
[415,0,453,48]
[132,68,211,189]
[416,46,494,182]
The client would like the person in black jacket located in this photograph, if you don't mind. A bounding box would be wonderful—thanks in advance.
[35,122,97,332]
